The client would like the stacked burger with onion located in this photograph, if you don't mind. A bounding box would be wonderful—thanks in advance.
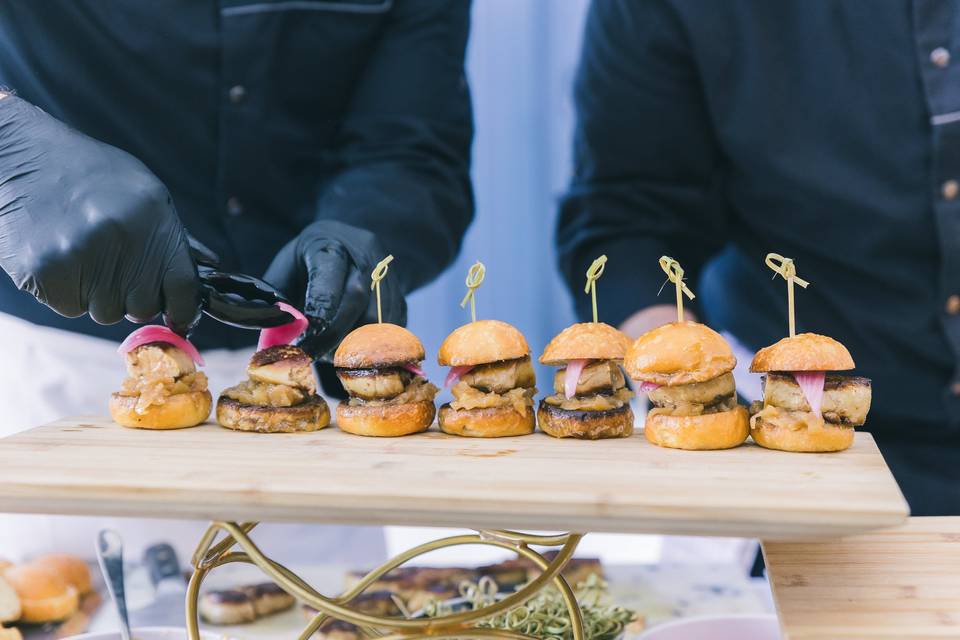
[538,322,634,439]
[110,326,212,430]
[438,320,537,437]
[334,323,439,437]
[217,302,330,433]
[625,321,749,450]
[749,333,872,452]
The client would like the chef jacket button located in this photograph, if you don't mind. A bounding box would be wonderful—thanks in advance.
[228,85,247,104]
[947,295,960,315]
[931,47,951,68]
[943,180,959,201]
[951,382,960,397]
[226,196,244,217]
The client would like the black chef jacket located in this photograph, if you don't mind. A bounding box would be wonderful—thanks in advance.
[558,0,960,514]
[0,0,474,350]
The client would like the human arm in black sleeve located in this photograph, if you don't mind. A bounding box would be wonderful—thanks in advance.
[556,0,728,333]
[265,0,474,358]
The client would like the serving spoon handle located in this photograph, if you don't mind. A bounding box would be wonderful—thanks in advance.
[96,529,133,640]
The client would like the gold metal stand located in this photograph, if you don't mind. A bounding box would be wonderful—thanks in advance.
[186,522,585,640]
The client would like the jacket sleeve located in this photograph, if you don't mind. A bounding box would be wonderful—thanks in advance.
[314,0,474,293]
[556,0,728,326]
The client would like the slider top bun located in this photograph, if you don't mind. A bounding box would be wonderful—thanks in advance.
[438,319,529,367]
[624,321,736,386]
[31,554,92,595]
[334,323,425,369]
[3,564,73,601]
[750,332,854,372]
[540,322,630,365]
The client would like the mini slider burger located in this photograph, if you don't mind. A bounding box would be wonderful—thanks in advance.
[217,303,330,433]
[624,321,749,450]
[438,320,537,437]
[749,333,871,452]
[111,325,212,429]
[334,323,439,437]
[538,323,634,439]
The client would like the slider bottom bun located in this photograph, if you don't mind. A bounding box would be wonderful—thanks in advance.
[216,396,330,433]
[537,401,634,439]
[438,404,535,438]
[644,405,749,450]
[109,390,212,430]
[336,401,436,437]
[751,416,854,452]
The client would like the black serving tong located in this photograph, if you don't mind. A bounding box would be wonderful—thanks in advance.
[188,235,293,330]
[187,236,336,364]
[198,266,295,329]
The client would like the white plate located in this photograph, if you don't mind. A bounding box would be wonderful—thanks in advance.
[638,614,781,640]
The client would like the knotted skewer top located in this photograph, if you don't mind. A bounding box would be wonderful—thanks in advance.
[370,254,394,324]
[765,252,809,337]
[659,256,695,322]
[459,260,486,323]
[584,255,607,323]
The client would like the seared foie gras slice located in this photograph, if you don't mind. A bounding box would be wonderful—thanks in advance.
[552,360,625,396]
[247,345,316,392]
[646,372,736,411]
[762,373,872,426]
[336,368,413,400]
[459,357,536,393]
[125,343,196,379]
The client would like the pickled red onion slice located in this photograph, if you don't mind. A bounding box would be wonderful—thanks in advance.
[257,302,308,351]
[445,365,474,388]
[793,371,826,417]
[402,363,427,378]
[639,382,661,393]
[564,358,589,400]
[118,325,205,366]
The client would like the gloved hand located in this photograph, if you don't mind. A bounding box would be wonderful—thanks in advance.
[0,96,200,334]
[264,220,406,360]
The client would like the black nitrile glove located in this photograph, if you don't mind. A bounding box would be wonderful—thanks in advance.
[0,96,201,334]
[264,220,406,360]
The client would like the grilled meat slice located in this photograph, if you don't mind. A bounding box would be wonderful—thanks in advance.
[762,373,871,426]
[646,372,735,411]
[248,345,316,392]
[346,377,438,406]
[552,360,625,396]
[459,357,535,393]
[337,368,413,401]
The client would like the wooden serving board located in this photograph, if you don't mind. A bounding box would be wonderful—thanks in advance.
[0,417,908,539]
[763,517,960,639]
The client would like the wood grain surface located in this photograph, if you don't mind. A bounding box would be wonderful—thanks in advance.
[763,517,960,639]
[0,417,908,539]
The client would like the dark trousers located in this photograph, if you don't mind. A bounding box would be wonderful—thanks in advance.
[873,433,960,516]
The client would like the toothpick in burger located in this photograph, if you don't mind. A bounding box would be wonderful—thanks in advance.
[748,334,871,452]
[438,320,537,437]
[111,325,212,429]
[624,321,748,449]
[217,303,330,433]
[538,323,634,439]
[334,323,439,437]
